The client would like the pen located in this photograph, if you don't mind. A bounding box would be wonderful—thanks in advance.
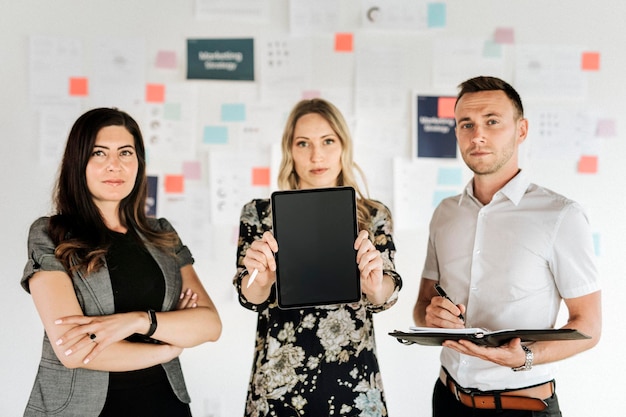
[246,269,259,289]
[434,283,465,322]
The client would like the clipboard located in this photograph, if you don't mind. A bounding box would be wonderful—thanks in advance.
[271,187,361,309]
[389,327,590,348]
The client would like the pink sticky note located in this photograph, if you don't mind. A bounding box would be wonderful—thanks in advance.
[252,167,270,186]
[335,33,353,52]
[183,161,202,180]
[146,84,166,103]
[581,52,600,71]
[302,90,321,100]
[155,50,177,69]
[578,155,598,174]
[494,27,515,44]
[596,119,616,137]
[438,97,456,119]
[164,174,184,193]
[69,77,89,96]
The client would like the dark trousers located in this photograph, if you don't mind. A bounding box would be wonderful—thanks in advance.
[433,379,562,417]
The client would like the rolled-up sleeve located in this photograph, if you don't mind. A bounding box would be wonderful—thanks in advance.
[21,217,66,293]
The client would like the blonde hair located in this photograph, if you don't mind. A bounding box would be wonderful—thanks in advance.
[276,99,386,231]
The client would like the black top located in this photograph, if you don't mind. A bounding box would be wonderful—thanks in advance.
[105,231,166,388]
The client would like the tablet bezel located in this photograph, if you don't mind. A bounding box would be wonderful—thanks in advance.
[271,186,361,309]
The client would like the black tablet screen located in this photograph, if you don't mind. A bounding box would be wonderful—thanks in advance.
[271,187,361,309]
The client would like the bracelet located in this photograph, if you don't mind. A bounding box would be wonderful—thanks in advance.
[511,345,533,372]
[145,309,157,337]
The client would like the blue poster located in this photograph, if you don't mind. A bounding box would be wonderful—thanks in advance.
[146,175,158,217]
[187,38,254,81]
[415,95,457,158]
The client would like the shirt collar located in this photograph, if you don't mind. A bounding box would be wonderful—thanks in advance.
[459,169,531,206]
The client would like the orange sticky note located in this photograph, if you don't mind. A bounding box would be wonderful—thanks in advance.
[164,174,184,193]
[146,84,166,103]
[581,52,600,71]
[69,77,88,96]
[438,97,456,118]
[578,155,598,174]
[335,33,353,52]
[252,167,270,186]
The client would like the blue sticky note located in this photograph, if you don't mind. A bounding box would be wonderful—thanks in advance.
[221,103,246,122]
[592,233,601,256]
[432,190,457,207]
[203,125,228,144]
[483,40,503,58]
[428,3,446,28]
[164,103,182,121]
[437,167,463,186]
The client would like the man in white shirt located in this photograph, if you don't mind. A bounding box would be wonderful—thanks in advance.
[413,76,602,416]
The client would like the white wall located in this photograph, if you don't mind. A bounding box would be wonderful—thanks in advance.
[1,1,624,416]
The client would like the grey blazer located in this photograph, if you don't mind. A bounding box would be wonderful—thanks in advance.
[21,217,193,417]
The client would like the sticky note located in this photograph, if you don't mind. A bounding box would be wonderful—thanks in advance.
[438,97,456,119]
[595,118,616,137]
[164,174,184,193]
[483,40,502,58]
[155,50,177,69]
[221,103,246,122]
[69,77,88,96]
[427,3,446,28]
[203,126,228,144]
[432,190,456,207]
[335,33,353,52]
[164,103,182,121]
[577,155,598,174]
[302,90,321,99]
[146,84,166,103]
[437,167,463,186]
[494,27,515,44]
[581,52,600,71]
[252,167,270,186]
[183,161,202,180]
[592,232,601,256]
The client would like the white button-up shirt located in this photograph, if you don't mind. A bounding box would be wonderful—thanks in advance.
[422,170,600,391]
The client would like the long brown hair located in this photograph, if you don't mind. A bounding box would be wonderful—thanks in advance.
[276,99,387,231]
[49,108,176,275]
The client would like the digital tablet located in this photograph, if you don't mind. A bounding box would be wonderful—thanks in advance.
[271,187,361,309]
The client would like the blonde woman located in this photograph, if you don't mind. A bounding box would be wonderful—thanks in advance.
[233,99,402,416]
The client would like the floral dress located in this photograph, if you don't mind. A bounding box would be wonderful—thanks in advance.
[233,199,402,417]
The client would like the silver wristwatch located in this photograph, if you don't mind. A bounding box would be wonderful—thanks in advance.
[511,345,533,372]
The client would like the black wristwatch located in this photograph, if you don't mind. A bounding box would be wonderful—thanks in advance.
[145,309,157,337]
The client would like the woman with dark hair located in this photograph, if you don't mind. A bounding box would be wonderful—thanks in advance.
[21,108,222,416]
[233,99,402,416]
